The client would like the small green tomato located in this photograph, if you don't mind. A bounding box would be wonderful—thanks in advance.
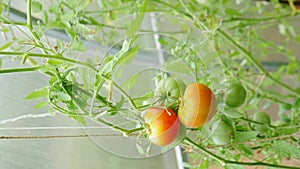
[225,82,246,107]
[212,120,233,145]
[252,112,271,132]
[155,76,186,110]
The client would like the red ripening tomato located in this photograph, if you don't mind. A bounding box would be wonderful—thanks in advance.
[178,83,216,128]
[144,108,180,146]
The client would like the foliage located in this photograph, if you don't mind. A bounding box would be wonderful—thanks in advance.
[0,0,300,168]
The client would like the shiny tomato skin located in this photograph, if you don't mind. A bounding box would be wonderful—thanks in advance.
[178,83,216,128]
[144,108,180,146]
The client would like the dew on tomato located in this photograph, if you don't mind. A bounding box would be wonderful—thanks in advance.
[144,108,180,146]
[178,83,216,128]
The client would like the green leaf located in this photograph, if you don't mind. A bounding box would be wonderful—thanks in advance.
[275,126,299,135]
[34,101,48,109]
[278,103,292,114]
[100,37,137,77]
[47,59,63,66]
[57,91,72,102]
[0,41,12,51]
[126,0,148,37]
[238,144,253,157]
[273,140,300,159]
[71,39,86,51]
[223,108,244,118]
[234,131,258,142]
[108,96,124,116]
[118,45,139,65]
[0,58,2,69]
[199,158,209,169]
[32,1,43,13]
[42,11,48,23]
[162,59,192,74]
[294,98,300,109]
[25,87,49,100]
[61,11,76,22]
[47,21,66,29]
[76,0,91,12]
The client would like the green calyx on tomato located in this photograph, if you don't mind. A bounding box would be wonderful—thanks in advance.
[212,120,233,145]
[155,76,186,110]
[225,82,246,107]
[252,112,271,132]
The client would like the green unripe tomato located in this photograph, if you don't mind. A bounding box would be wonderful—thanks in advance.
[212,120,233,145]
[252,112,271,132]
[225,82,246,107]
[155,76,186,109]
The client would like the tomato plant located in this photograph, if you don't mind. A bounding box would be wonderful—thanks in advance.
[178,83,216,128]
[1,0,300,168]
[143,108,180,146]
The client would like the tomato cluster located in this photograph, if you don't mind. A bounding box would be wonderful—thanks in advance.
[144,77,217,146]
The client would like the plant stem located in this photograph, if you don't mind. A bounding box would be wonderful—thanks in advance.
[0,51,98,72]
[0,66,41,74]
[51,73,145,136]
[223,13,299,23]
[100,74,138,110]
[208,133,300,149]
[27,0,45,50]
[217,29,300,97]
[0,18,28,26]
[184,137,300,169]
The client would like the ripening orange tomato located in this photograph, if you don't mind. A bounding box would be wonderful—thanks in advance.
[178,83,216,128]
[144,108,180,146]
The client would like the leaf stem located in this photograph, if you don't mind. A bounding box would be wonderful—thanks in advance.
[0,66,41,74]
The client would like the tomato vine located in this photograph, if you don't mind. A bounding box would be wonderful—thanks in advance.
[0,0,300,168]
